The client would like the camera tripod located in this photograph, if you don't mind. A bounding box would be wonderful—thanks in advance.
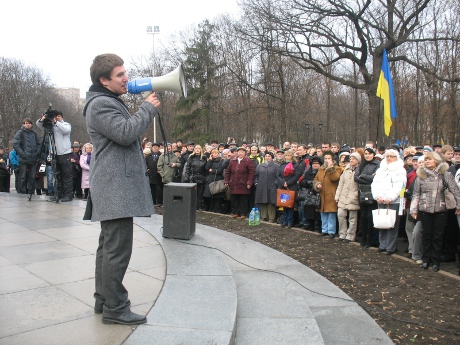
[29,128,60,202]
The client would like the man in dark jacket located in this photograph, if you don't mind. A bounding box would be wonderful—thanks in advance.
[12,118,41,194]
[83,53,160,326]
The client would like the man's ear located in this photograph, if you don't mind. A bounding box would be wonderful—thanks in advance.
[99,76,108,87]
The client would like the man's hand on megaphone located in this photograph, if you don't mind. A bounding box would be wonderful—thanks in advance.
[146,92,161,109]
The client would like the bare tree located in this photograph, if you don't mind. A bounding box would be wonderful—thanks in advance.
[238,0,460,143]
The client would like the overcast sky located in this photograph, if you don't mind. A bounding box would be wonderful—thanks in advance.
[0,0,240,97]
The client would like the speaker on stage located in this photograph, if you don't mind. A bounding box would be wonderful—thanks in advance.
[162,183,196,239]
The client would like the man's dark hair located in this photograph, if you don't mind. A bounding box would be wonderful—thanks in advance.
[23,118,33,124]
[90,54,124,87]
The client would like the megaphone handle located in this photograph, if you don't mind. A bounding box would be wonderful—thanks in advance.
[141,91,152,99]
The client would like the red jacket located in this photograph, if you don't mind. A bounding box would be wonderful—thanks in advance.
[224,157,255,195]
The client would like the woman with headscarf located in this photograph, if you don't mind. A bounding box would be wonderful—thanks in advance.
[371,149,407,255]
[254,151,278,223]
[313,151,343,238]
[354,147,380,248]
[410,152,460,272]
[276,150,302,228]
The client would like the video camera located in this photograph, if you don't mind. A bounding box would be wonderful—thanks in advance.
[42,104,59,130]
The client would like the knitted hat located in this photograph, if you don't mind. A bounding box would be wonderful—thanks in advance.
[350,152,361,163]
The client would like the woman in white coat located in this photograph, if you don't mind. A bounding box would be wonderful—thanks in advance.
[371,149,406,255]
[80,143,93,200]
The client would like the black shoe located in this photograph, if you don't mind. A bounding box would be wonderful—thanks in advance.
[60,196,73,202]
[302,225,311,230]
[421,262,429,269]
[48,196,58,201]
[385,251,393,255]
[378,248,386,252]
[364,244,371,248]
[432,265,440,272]
[343,239,350,243]
[329,234,335,239]
[281,224,286,228]
[102,311,147,325]
[319,232,328,236]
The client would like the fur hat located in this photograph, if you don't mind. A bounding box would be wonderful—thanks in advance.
[350,152,361,163]
[143,148,151,154]
[310,156,322,165]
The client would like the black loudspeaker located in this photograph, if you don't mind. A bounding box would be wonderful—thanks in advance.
[163,183,197,239]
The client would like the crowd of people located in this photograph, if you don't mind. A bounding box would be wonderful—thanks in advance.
[141,138,460,273]
[0,115,92,202]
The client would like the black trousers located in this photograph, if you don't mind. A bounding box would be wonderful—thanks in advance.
[359,202,377,246]
[94,217,133,314]
[56,154,73,198]
[231,194,249,216]
[420,211,448,266]
[442,209,459,260]
[0,174,10,192]
[18,163,36,193]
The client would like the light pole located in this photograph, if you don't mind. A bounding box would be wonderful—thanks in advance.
[147,25,160,142]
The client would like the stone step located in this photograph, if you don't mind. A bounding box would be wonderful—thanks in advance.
[126,215,238,345]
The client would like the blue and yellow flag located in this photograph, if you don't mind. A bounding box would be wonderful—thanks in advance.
[376,49,397,136]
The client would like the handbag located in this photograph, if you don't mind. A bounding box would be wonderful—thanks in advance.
[209,179,227,195]
[304,190,321,208]
[359,185,374,204]
[442,174,456,209]
[276,188,296,208]
[295,189,308,202]
[372,204,397,229]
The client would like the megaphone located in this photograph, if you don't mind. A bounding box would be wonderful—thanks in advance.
[127,63,187,98]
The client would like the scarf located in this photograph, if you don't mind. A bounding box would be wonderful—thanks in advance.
[88,85,127,108]
[86,153,91,165]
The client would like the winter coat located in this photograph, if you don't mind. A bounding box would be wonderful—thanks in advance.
[335,165,360,211]
[185,154,207,184]
[224,157,255,195]
[80,144,92,189]
[354,158,380,187]
[203,157,225,198]
[145,153,162,185]
[36,118,72,155]
[410,163,460,215]
[0,152,9,177]
[9,150,19,170]
[276,161,302,192]
[83,89,157,222]
[254,161,278,204]
[12,126,41,164]
[157,153,181,184]
[70,151,81,179]
[371,158,406,204]
[313,163,343,212]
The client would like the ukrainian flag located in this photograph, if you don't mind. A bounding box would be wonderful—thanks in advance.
[376,49,397,136]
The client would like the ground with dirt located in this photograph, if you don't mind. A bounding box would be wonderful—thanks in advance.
[159,207,460,345]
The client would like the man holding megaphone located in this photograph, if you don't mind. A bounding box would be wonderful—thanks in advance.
[83,53,160,326]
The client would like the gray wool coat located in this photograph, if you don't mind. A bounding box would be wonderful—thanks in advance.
[254,161,278,204]
[83,91,158,222]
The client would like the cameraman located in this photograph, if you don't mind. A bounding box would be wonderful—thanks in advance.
[36,111,73,202]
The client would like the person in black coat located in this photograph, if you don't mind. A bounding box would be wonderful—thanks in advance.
[301,156,322,231]
[203,149,225,213]
[185,145,207,210]
[275,150,303,228]
[12,118,41,194]
[354,147,380,247]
